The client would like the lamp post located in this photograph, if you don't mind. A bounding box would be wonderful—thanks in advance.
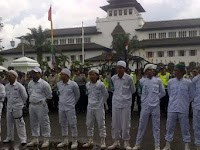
[10,37,35,57]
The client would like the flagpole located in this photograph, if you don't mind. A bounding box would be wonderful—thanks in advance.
[82,22,85,64]
[48,5,55,68]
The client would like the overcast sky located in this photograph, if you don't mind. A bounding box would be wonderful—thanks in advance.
[0,0,200,49]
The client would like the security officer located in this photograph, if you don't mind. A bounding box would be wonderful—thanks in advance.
[3,70,28,146]
[26,67,52,148]
[57,68,80,149]
[108,61,135,150]
[192,68,200,150]
[83,69,109,149]
[0,76,5,142]
[162,63,194,150]
[133,64,165,150]
[157,67,171,115]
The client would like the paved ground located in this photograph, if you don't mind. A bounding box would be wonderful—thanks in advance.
[0,110,196,150]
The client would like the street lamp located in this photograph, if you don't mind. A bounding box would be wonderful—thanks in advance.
[10,37,35,57]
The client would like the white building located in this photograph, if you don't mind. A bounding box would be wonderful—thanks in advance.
[1,0,200,69]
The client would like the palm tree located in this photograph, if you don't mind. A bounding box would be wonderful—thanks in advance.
[25,25,51,67]
[55,54,69,68]
[111,33,142,55]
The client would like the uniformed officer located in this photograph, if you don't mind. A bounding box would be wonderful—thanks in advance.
[162,63,194,150]
[26,67,52,148]
[0,76,5,142]
[83,69,109,149]
[108,61,135,150]
[158,67,171,115]
[192,68,200,150]
[3,70,28,146]
[57,68,80,149]
[132,64,165,150]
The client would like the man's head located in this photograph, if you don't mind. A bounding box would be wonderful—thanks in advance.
[116,61,126,78]
[192,67,199,77]
[160,67,166,75]
[31,67,42,82]
[89,69,99,83]
[8,70,18,84]
[144,64,155,79]
[51,69,56,75]
[174,63,185,79]
[61,68,71,82]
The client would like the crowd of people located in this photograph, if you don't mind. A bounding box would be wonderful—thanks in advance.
[0,61,199,150]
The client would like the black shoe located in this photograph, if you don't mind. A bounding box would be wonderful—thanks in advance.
[21,143,26,146]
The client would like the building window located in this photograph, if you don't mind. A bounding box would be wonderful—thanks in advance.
[60,39,66,45]
[189,30,197,37]
[158,32,166,39]
[76,38,82,44]
[46,56,51,62]
[119,10,122,16]
[68,38,74,44]
[179,31,187,38]
[179,50,185,56]
[84,37,91,43]
[124,9,127,15]
[129,9,133,15]
[109,11,112,16]
[54,39,58,45]
[146,52,154,58]
[71,55,76,61]
[168,51,174,57]
[189,50,197,56]
[149,33,157,39]
[114,10,117,16]
[79,55,83,62]
[158,51,164,57]
[168,32,176,38]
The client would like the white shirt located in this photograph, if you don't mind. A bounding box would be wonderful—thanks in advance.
[168,77,194,114]
[57,80,80,111]
[139,77,166,109]
[0,83,6,102]
[111,73,136,108]
[86,80,109,109]
[5,81,28,112]
[192,74,200,110]
[28,78,52,103]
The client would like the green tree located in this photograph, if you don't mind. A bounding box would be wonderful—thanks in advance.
[111,33,142,55]
[55,54,69,68]
[0,55,7,65]
[25,25,51,68]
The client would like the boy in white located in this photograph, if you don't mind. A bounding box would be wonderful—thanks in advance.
[0,77,5,141]
[192,69,200,150]
[57,68,80,149]
[132,64,165,150]
[108,61,135,150]
[83,69,109,149]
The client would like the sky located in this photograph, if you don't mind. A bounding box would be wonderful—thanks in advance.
[0,0,200,49]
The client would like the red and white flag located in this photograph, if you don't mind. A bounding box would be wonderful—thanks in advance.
[125,41,129,50]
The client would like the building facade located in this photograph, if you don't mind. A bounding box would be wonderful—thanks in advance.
[1,0,200,69]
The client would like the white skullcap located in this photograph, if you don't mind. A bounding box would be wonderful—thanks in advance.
[144,64,155,73]
[8,70,18,78]
[61,68,71,77]
[117,61,126,68]
[152,65,157,70]
[89,68,99,75]
[32,67,42,73]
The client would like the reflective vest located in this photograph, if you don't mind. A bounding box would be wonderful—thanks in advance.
[130,73,137,85]
[157,72,170,89]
